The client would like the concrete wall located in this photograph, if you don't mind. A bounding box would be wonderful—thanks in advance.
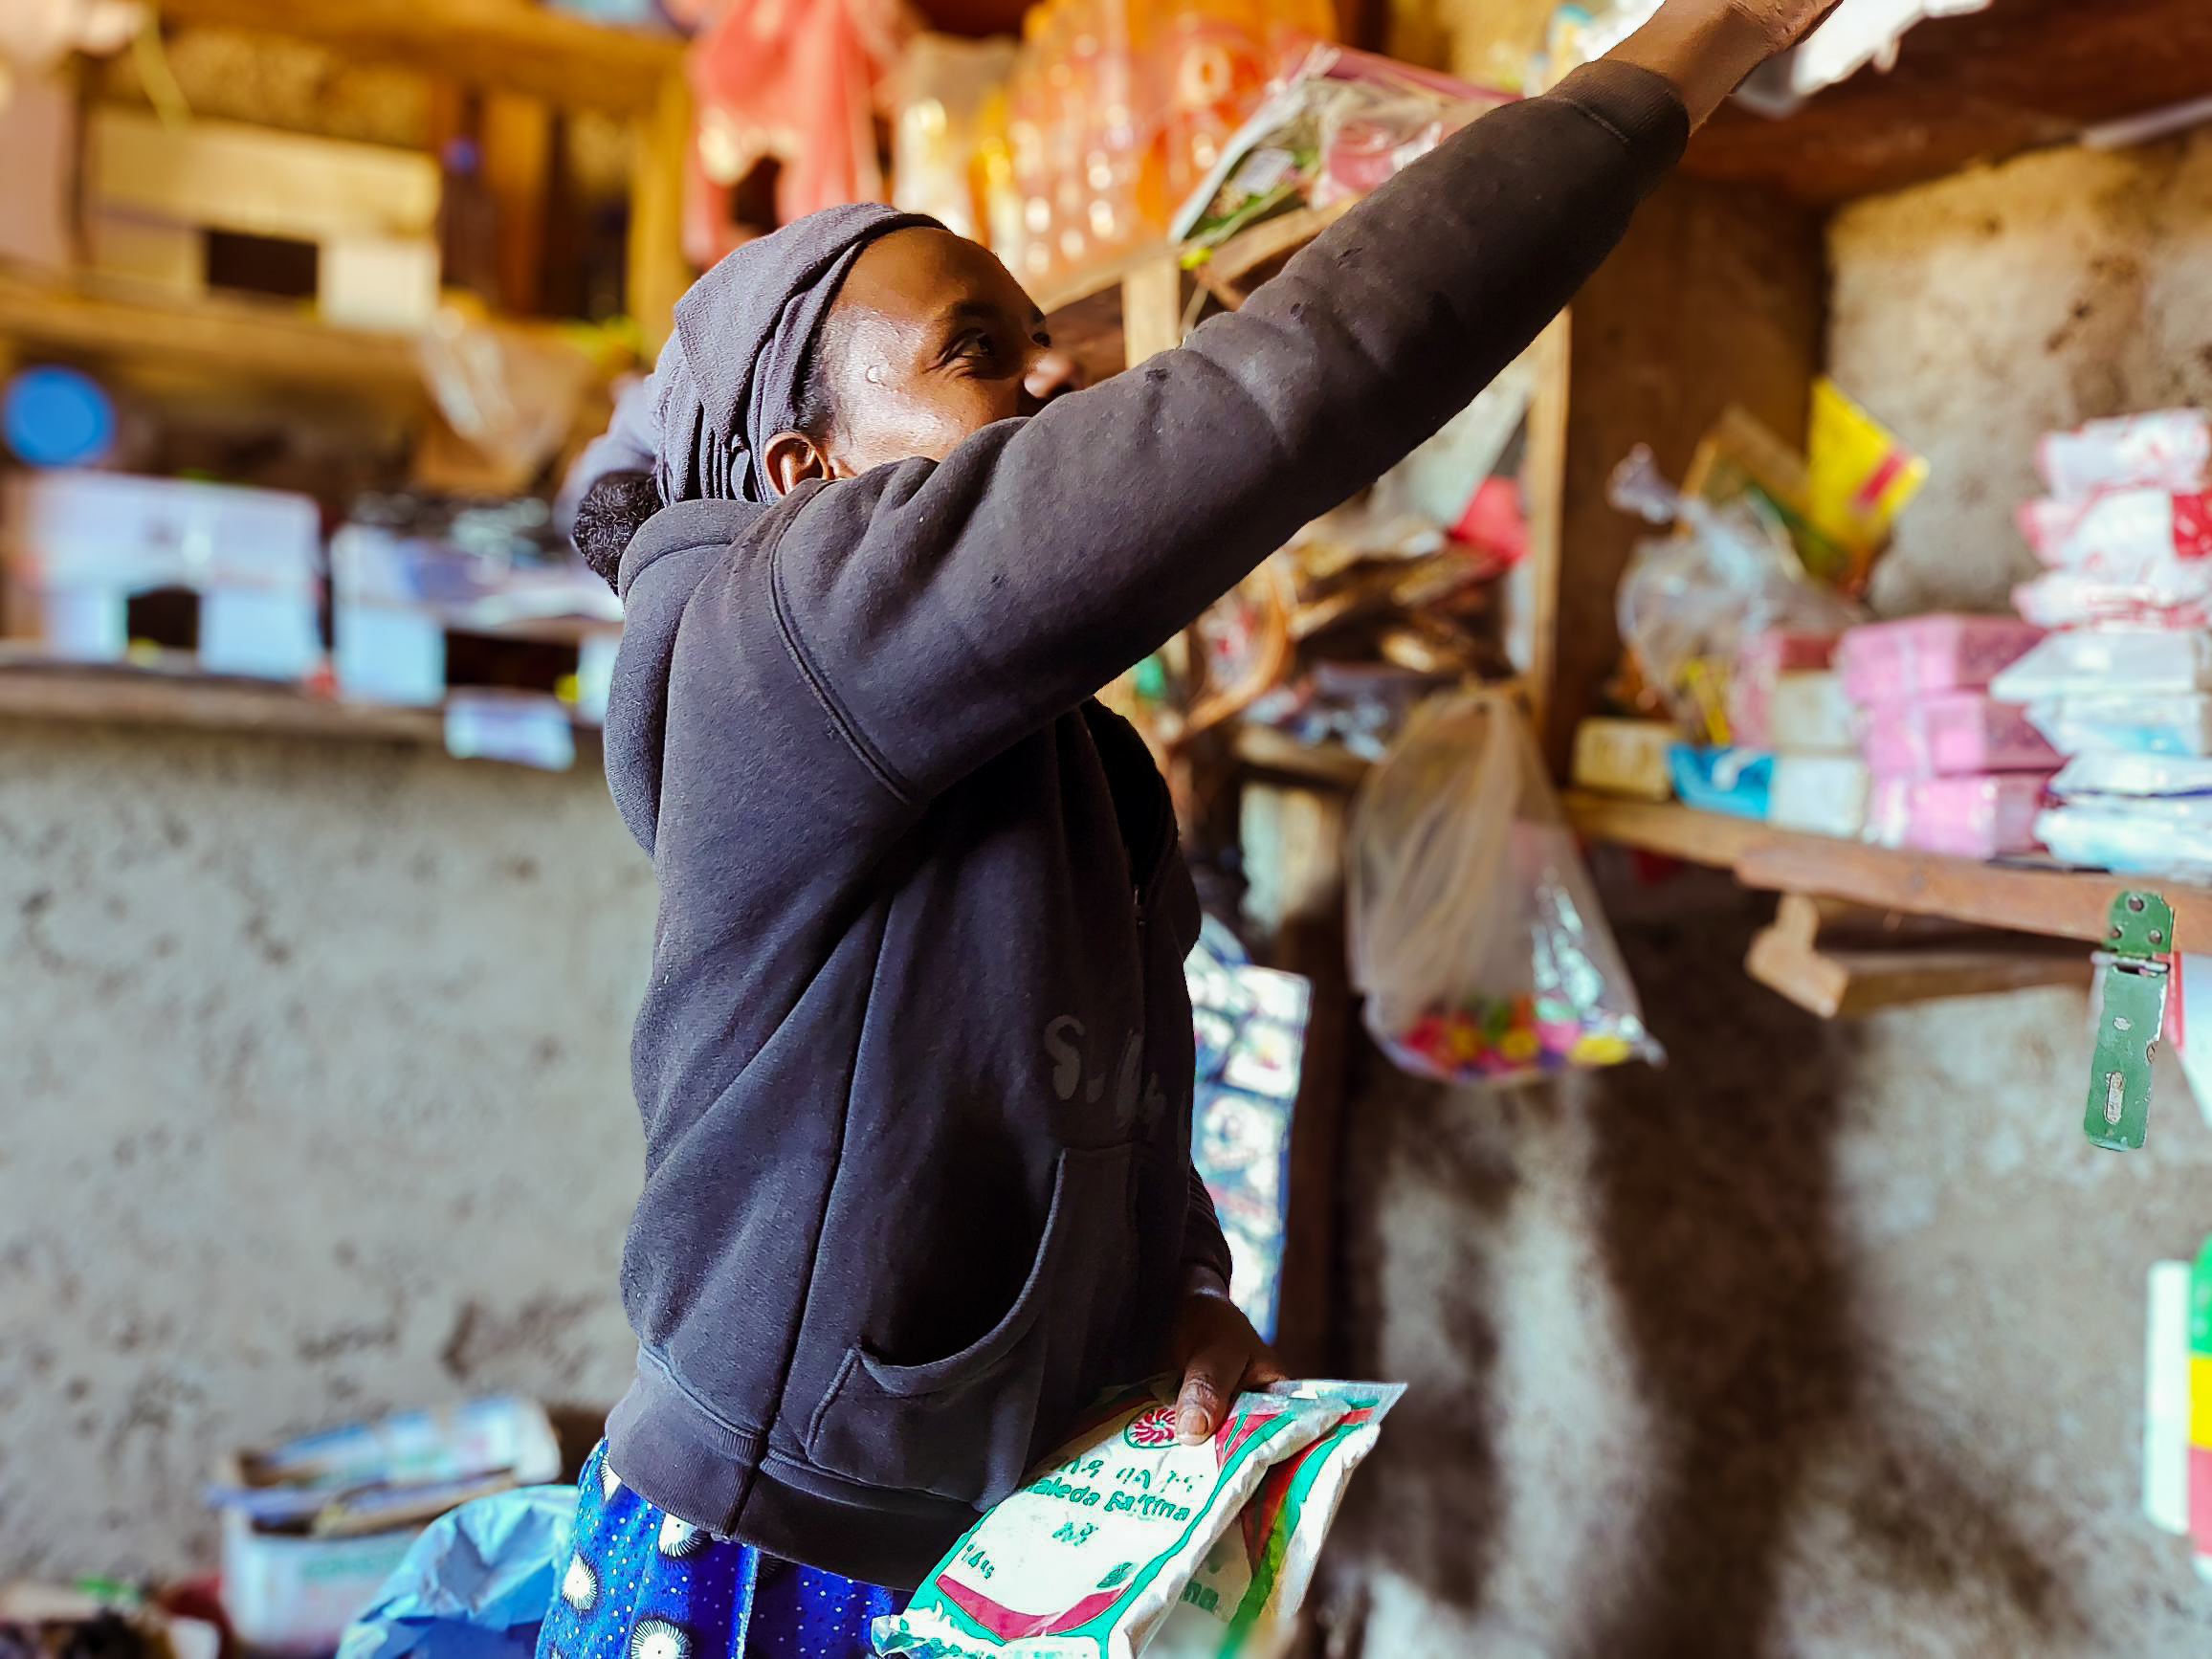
[0,719,654,1580]
[1830,127,2212,618]
[1316,129,2212,1657]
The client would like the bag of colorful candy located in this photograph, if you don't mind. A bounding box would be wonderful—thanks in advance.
[1347,688,1659,1086]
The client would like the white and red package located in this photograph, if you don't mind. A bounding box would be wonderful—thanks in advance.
[1858,693,2059,777]
[2038,409,2212,502]
[1836,614,2044,706]
[1729,629,1840,748]
[2016,490,2212,578]
[2013,566,2212,630]
[1866,773,2051,858]
[874,1382,1348,1659]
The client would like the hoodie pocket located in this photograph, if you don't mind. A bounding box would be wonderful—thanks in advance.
[802,1142,1135,1506]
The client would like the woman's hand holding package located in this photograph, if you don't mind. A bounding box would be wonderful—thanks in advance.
[1167,1266,1286,1444]
[1611,0,1844,127]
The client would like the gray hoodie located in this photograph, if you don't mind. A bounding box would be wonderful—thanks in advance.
[598,58,1689,1587]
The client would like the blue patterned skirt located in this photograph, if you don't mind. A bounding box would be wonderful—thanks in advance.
[535,1445,903,1659]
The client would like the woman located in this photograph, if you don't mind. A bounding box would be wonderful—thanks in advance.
[542,0,1834,1650]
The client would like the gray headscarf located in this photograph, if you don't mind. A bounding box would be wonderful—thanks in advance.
[561,202,941,522]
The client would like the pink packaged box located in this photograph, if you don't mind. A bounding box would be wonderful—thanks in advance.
[1837,614,2045,706]
[1859,693,2061,777]
[1865,773,2052,858]
[1729,629,1839,747]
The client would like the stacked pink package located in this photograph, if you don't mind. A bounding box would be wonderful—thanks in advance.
[1837,615,2055,857]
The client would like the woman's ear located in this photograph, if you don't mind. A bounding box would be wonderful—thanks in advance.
[763,431,832,497]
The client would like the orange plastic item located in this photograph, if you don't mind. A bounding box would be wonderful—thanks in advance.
[687,0,910,234]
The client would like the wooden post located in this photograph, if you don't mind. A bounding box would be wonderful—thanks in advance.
[1519,310,1570,741]
[1240,780,1353,1377]
[1119,251,1183,366]
[481,90,553,317]
[627,69,693,356]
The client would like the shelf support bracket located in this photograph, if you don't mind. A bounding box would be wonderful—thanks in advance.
[2084,890,2175,1152]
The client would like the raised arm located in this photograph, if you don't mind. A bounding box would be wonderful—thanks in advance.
[775,0,1827,802]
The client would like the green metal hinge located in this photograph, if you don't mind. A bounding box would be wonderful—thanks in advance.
[2084,890,2175,1152]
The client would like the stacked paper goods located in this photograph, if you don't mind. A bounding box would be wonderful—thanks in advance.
[1835,614,2054,854]
[2000,409,2212,875]
[1732,629,1859,835]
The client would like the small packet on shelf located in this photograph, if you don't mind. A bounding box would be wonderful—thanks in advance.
[2037,409,2212,502]
[873,1383,1347,1659]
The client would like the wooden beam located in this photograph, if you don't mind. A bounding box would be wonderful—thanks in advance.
[1745,893,2090,1019]
[156,0,687,114]
[1118,252,1183,366]
[0,268,424,402]
[1518,310,1569,740]
[0,664,443,743]
[626,71,693,355]
[1684,0,2212,203]
[1565,793,2212,950]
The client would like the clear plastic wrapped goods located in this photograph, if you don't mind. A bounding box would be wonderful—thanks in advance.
[1867,774,2049,859]
[2051,751,2212,799]
[1768,754,1869,838]
[1835,614,2043,706]
[874,1383,1347,1659]
[1611,448,1860,741]
[1348,689,1659,1085]
[2016,489,2212,579]
[1728,630,1839,749]
[1148,1382,1405,1659]
[2036,806,2212,879]
[1991,628,2212,702]
[2027,693,2212,758]
[2037,409,2212,502]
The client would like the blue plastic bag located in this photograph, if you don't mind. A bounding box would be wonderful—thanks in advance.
[336,1486,575,1659]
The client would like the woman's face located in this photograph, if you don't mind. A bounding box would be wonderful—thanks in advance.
[763,228,1082,495]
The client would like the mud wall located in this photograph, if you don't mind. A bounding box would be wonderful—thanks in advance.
[0,719,653,1579]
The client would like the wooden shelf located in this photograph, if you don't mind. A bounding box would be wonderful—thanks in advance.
[0,665,445,743]
[156,0,686,114]
[1565,792,2212,948]
[1683,0,2212,203]
[0,269,427,404]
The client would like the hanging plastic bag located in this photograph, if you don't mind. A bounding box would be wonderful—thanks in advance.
[1348,688,1659,1086]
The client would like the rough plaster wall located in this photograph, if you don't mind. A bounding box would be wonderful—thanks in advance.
[0,720,655,1581]
[1829,129,2212,617]
[1327,876,2212,1656]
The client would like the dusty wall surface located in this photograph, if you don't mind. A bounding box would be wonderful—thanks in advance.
[1828,128,2212,618]
[0,719,655,1580]
[1318,134,2212,1656]
[1325,878,2212,1658]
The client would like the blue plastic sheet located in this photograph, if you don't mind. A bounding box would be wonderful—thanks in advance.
[336,1486,575,1659]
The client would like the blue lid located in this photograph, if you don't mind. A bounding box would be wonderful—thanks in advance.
[3,365,117,468]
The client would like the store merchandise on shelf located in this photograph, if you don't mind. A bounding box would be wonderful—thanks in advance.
[1998,409,2212,876]
[985,0,1338,294]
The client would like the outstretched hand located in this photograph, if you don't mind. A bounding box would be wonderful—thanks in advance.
[1610,0,1846,128]
[1164,1266,1287,1444]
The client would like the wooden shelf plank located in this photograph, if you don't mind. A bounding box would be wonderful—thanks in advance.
[157,0,686,114]
[1683,0,2212,203]
[1564,791,2212,948]
[0,269,426,401]
[0,665,445,743]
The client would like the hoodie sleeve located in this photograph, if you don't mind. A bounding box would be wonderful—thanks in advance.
[769,62,1687,804]
[1183,1160,1234,1290]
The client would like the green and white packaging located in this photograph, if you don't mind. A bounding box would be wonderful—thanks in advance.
[871,1380,1348,1659]
[1149,1380,1406,1659]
